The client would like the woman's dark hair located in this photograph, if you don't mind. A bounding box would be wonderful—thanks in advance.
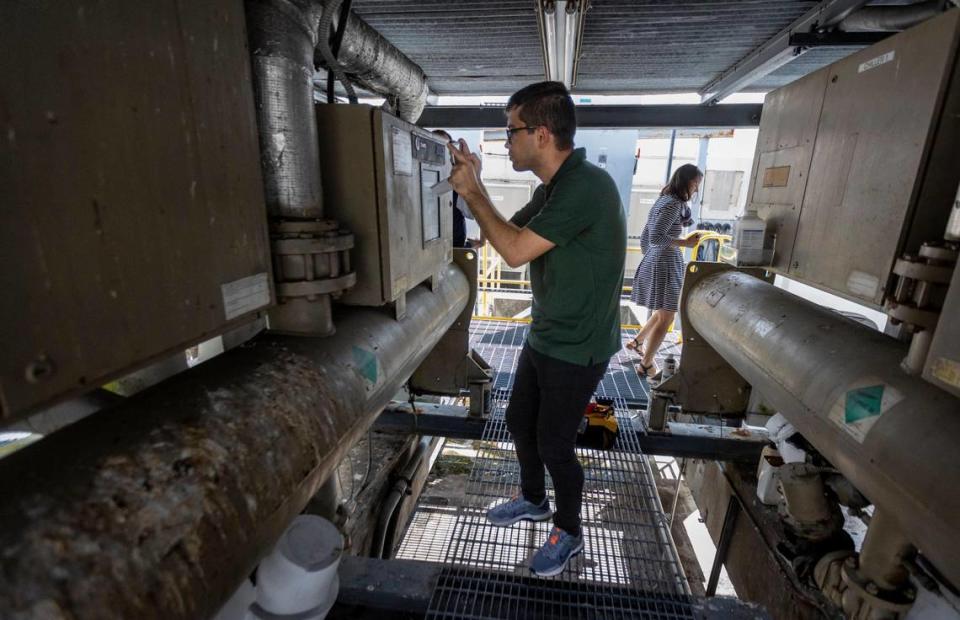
[505,81,576,150]
[661,163,703,202]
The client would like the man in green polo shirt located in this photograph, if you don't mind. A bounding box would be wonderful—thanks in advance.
[447,81,626,577]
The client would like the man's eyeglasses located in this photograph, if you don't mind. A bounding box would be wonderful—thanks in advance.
[505,125,541,143]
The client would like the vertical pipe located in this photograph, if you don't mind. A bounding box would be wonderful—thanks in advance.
[692,136,709,222]
[858,510,914,591]
[664,129,677,184]
[246,0,324,220]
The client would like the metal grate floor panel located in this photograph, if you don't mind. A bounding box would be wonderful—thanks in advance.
[394,319,698,618]
[409,389,690,619]
[468,319,679,405]
[437,391,687,590]
[427,566,697,620]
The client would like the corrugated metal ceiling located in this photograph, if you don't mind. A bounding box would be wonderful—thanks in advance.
[348,1,888,96]
[348,1,544,95]
[574,0,820,93]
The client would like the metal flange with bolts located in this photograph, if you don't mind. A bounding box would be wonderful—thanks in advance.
[269,219,356,336]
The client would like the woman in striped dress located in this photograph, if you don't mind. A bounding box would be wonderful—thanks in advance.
[626,164,703,377]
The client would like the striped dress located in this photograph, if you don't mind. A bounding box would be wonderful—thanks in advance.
[630,195,689,312]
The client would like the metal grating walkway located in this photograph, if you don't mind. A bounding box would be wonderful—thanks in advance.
[427,566,697,619]
[415,391,691,619]
[468,319,680,405]
[390,318,704,618]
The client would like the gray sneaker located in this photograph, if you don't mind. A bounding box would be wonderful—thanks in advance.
[486,494,552,527]
[530,526,584,577]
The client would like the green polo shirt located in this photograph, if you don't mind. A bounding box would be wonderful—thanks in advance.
[509,148,626,366]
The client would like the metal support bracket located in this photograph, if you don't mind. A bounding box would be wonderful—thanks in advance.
[707,495,741,597]
[409,249,492,413]
[673,262,774,416]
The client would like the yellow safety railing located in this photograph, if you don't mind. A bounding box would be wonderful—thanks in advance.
[472,230,731,331]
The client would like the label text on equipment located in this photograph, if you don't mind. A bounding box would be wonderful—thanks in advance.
[858,51,895,74]
[221,273,270,320]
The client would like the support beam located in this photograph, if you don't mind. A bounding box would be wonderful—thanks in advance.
[373,407,766,461]
[334,556,440,616]
[699,0,869,104]
[706,496,741,597]
[789,31,895,46]
[375,403,488,440]
[418,104,763,129]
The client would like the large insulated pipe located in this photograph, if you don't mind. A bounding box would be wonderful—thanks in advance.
[839,0,944,32]
[246,0,325,219]
[322,3,431,123]
[683,269,960,587]
[0,265,468,620]
[246,0,431,218]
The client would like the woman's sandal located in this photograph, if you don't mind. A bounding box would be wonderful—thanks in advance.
[625,336,644,357]
[637,361,658,379]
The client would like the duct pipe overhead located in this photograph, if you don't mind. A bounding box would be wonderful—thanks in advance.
[0,266,469,619]
[839,0,945,31]
[321,3,430,123]
[682,268,960,587]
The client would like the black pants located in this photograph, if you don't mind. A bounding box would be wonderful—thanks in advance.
[505,343,608,537]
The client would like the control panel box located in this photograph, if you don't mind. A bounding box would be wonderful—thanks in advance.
[314,104,452,308]
[745,11,960,307]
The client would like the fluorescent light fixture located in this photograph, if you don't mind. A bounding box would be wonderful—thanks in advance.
[537,0,587,89]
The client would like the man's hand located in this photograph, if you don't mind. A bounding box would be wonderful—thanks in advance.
[447,139,484,201]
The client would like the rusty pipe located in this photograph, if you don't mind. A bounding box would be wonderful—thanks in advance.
[0,264,468,620]
[683,267,960,588]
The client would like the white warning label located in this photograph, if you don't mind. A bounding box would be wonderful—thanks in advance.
[221,273,270,321]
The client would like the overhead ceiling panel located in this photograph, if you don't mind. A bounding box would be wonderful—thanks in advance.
[347,1,895,97]
[350,0,544,94]
[751,45,863,90]
[575,0,820,93]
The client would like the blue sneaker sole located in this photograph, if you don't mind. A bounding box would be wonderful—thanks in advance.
[530,539,585,577]
[486,508,553,527]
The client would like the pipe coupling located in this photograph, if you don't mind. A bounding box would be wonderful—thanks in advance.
[778,463,843,541]
[815,552,916,619]
[886,241,958,329]
[269,219,356,335]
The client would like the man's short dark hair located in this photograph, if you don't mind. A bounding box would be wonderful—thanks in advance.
[506,81,576,150]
